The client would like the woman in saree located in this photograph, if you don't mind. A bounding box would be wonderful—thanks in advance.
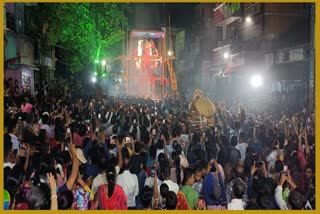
[97,167,127,210]
[177,167,205,210]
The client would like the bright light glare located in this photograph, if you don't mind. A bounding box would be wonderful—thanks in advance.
[102,60,106,66]
[223,52,229,59]
[94,60,99,64]
[119,78,122,83]
[91,76,97,83]
[245,16,252,23]
[168,50,174,56]
[250,75,263,88]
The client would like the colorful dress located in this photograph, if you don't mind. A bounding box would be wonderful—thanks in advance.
[98,184,128,210]
[177,186,199,210]
[73,186,93,210]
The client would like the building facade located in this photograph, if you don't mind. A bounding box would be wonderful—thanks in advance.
[198,3,313,109]
[4,3,56,95]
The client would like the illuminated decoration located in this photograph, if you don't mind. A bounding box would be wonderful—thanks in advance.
[102,73,106,77]
[94,59,99,64]
[168,50,174,56]
[117,30,178,99]
[102,60,106,66]
[94,72,97,76]
[137,40,143,57]
[250,74,263,88]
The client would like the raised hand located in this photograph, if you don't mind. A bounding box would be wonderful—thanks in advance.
[47,173,57,192]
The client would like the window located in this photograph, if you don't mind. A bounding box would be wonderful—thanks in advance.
[276,51,289,63]
[265,53,274,65]
[289,48,304,62]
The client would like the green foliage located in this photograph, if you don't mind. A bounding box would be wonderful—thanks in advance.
[226,3,241,14]
[39,3,129,72]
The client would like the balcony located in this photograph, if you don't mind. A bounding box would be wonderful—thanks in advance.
[213,3,242,27]
[212,49,263,72]
[17,35,34,66]
[243,3,262,18]
[265,44,310,65]
[213,51,246,67]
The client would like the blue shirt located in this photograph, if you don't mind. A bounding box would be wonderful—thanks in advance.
[201,172,226,206]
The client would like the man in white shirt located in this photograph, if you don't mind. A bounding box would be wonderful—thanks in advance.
[117,157,139,209]
[228,178,246,210]
[144,161,162,188]
[236,132,248,164]
[8,120,20,151]
[159,165,179,194]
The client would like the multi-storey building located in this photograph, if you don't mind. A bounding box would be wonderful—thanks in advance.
[4,3,56,94]
[197,3,313,108]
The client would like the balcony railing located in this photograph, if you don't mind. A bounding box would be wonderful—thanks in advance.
[214,3,242,27]
[243,3,262,18]
[212,50,263,68]
[265,45,310,65]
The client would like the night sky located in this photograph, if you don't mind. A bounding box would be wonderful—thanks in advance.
[166,3,198,28]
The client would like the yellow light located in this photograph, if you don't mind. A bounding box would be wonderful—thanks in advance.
[168,50,174,56]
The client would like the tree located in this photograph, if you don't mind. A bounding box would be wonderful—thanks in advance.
[226,3,241,14]
[38,3,129,72]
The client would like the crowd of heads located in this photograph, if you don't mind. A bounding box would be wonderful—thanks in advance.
[4,78,315,210]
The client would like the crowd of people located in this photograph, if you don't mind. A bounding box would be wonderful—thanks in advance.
[4,78,315,210]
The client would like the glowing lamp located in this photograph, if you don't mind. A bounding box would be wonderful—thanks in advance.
[245,16,252,23]
[168,50,174,56]
[250,74,263,88]
[223,52,229,59]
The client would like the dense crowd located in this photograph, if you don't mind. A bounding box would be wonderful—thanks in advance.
[4,78,315,210]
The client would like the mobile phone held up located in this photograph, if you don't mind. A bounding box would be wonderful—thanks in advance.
[255,161,263,168]
[151,166,156,177]
[152,129,156,136]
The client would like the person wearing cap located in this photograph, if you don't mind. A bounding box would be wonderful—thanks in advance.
[75,148,88,164]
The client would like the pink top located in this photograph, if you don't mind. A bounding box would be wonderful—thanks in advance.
[22,103,33,113]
